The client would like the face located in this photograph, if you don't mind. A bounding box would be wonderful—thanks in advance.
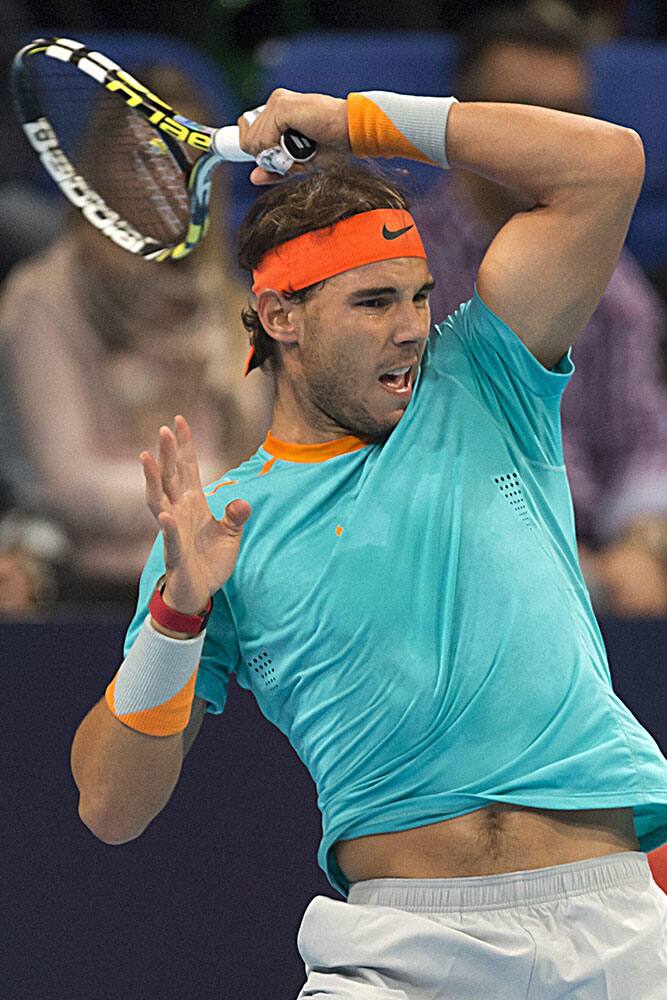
[282,257,434,441]
[465,42,588,219]
[471,41,588,114]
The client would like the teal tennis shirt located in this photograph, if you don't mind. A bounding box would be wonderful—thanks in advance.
[125,289,667,897]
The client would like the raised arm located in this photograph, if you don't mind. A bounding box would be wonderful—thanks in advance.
[444,101,644,369]
[237,89,644,371]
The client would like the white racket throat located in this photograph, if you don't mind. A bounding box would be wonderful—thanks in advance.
[211,125,297,174]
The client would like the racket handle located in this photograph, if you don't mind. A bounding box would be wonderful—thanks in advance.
[280,129,317,162]
[211,126,255,162]
[211,125,318,172]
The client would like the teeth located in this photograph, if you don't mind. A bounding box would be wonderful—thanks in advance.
[386,366,410,376]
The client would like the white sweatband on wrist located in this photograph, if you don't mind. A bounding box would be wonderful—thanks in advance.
[347,92,458,169]
[104,616,205,736]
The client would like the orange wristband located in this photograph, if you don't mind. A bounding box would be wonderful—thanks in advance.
[347,91,457,168]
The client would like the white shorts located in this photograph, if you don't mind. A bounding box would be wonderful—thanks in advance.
[296,852,667,999]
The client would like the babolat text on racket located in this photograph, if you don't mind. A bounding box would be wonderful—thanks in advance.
[11,37,317,260]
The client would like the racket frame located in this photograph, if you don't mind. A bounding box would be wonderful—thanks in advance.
[11,37,290,260]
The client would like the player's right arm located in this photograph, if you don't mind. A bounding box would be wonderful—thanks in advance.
[71,694,207,844]
[70,415,251,843]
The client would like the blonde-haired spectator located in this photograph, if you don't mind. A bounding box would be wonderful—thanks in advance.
[0,509,66,616]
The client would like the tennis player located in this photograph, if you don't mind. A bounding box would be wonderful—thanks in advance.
[71,89,667,996]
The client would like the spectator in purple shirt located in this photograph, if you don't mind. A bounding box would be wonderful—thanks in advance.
[414,3,667,616]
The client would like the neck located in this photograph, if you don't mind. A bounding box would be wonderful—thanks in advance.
[270,374,352,444]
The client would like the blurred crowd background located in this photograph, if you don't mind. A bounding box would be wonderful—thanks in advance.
[1,0,666,621]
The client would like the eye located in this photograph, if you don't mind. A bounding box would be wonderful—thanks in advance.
[414,291,430,304]
[357,298,388,309]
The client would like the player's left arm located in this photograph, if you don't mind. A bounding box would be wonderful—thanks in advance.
[445,101,645,370]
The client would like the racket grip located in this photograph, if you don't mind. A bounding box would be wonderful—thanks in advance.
[211,126,255,162]
[211,125,318,171]
[280,128,317,162]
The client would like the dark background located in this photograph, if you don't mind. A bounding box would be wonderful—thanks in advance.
[2,617,665,999]
[1,3,666,995]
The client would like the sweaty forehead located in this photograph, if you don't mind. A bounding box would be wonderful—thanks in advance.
[324,257,432,294]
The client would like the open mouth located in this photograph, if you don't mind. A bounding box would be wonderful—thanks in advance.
[378,365,412,397]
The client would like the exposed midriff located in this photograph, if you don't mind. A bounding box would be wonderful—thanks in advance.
[334,804,640,883]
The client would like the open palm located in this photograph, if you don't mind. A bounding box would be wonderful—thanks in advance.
[140,415,251,614]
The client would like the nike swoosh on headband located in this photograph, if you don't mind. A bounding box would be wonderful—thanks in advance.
[382,223,414,240]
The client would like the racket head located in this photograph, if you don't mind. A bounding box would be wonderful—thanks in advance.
[10,37,220,261]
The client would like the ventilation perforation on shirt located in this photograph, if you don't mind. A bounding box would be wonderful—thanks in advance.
[247,649,277,688]
[494,471,533,528]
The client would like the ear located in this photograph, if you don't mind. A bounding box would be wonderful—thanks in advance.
[255,289,301,349]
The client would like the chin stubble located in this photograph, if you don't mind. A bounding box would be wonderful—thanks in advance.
[306,370,397,442]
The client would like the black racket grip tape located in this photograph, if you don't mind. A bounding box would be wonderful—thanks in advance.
[281,128,317,161]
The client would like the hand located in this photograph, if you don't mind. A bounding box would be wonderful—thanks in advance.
[238,89,349,185]
[140,415,251,615]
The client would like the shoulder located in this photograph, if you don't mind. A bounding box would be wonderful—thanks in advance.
[428,290,574,399]
[203,448,272,513]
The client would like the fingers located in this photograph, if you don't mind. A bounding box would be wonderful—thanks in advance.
[238,91,348,161]
[158,425,180,503]
[238,95,302,185]
[142,445,183,566]
[173,414,203,492]
[141,415,203,521]
[221,498,252,534]
[237,96,283,158]
[157,511,182,568]
[140,450,165,518]
[248,165,289,186]
[238,89,308,164]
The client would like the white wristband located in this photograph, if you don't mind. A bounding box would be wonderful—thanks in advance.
[106,616,204,724]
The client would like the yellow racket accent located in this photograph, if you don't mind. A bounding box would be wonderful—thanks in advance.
[115,69,173,110]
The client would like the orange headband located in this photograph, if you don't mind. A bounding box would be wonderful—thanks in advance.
[244,208,427,375]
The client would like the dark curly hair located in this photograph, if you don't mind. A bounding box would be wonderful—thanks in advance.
[237,161,410,373]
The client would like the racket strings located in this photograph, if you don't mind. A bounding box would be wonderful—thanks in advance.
[117,113,192,237]
[22,56,193,245]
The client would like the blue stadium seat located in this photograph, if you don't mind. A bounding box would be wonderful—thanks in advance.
[258,32,667,272]
[589,41,667,272]
[258,31,458,98]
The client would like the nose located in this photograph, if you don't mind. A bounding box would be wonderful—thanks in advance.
[391,297,430,348]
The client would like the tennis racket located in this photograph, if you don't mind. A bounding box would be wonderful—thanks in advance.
[10,37,317,261]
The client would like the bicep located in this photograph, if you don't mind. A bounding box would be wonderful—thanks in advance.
[477,154,644,371]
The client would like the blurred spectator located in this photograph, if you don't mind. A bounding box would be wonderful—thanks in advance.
[0,509,67,617]
[413,2,667,617]
[0,0,61,282]
[0,332,68,618]
[307,0,627,37]
[0,66,272,611]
